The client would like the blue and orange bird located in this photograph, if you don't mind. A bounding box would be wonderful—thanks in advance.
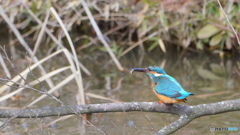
[131,66,194,104]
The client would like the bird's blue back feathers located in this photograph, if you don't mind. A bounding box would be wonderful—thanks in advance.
[153,75,193,99]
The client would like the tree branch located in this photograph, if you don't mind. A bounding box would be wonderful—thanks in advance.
[157,99,240,135]
[157,115,191,135]
[0,99,240,134]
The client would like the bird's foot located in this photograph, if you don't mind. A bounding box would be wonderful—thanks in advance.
[158,101,174,111]
[158,101,165,104]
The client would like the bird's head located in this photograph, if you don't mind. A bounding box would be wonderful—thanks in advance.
[131,66,166,82]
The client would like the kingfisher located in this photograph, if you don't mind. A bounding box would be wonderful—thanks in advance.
[131,66,194,104]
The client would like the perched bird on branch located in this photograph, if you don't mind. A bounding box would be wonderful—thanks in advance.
[131,66,194,104]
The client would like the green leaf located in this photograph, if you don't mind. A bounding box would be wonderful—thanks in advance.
[99,47,107,52]
[143,0,150,4]
[210,33,223,46]
[158,11,168,28]
[149,37,159,41]
[197,24,220,39]
[148,41,158,51]
[141,20,148,35]
[196,41,203,50]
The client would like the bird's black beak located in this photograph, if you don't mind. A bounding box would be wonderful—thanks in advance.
[130,68,149,74]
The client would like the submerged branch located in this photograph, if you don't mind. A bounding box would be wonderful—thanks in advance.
[0,99,240,134]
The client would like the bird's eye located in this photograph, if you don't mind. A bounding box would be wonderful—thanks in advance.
[148,68,151,71]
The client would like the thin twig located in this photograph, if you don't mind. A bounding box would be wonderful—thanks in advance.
[119,31,158,57]
[0,47,11,78]
[217,0,240,46]
[80,0,124,71]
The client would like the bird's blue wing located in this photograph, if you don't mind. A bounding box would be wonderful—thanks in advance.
[154,75,189,99]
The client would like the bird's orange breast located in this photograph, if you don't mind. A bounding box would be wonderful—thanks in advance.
[151,83,184,104]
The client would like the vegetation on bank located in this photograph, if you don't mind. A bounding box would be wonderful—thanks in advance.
[1,0,240,57]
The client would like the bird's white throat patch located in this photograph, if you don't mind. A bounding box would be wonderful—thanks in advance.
[154,73,163,77]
